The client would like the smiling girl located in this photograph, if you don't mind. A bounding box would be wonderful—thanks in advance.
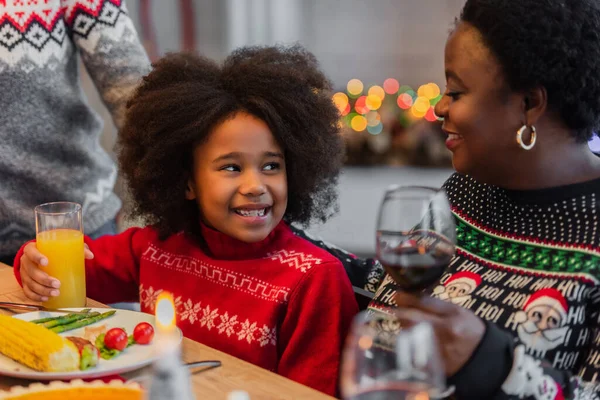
[14,46,358,395]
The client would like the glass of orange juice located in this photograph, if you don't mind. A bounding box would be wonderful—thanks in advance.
[35,202,86,308]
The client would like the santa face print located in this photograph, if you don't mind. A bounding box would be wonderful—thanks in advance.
[526,304,563,331]
[446,281,473,299]
[516,304,569,353]
[432,271,482,306]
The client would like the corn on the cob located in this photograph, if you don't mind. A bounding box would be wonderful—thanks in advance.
[0,315,79,372]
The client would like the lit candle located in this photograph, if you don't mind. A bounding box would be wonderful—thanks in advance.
[147,292,195,400]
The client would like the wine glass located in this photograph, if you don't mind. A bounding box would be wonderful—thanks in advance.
[376,186,456,292]
[340,311,447,400]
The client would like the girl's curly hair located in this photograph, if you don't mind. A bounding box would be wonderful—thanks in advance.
[118,45,344,238]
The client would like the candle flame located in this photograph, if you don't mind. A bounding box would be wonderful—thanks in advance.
[155,291,176,332]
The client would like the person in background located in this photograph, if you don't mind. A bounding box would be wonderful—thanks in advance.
[15,45,358,396]
[0,0,150,265]
[367,0,600,398]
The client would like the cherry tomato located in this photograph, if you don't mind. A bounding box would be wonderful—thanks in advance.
[133,322,154,345]
[104,328,128,351]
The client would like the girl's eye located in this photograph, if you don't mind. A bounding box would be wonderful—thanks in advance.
[263,162,281,171]
[221,165,240,172]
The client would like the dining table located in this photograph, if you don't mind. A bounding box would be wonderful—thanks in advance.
[0,263,335,399]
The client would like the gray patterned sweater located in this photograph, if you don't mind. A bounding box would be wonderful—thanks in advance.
[0,0,150,257]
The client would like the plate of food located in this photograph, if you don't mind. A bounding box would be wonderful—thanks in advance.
[0,308,182,380]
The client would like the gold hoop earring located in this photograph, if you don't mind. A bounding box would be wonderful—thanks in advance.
[516,125,537,150]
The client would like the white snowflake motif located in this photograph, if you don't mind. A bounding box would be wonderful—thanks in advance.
[200,305,219,331]
[140,285,161,311]
[217,312,239,337]
[258,325,277,347]
[180,299,201,324]
[237,319,258,344]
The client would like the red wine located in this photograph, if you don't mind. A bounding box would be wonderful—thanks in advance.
[377,230,453,291]
[350,382,431,400]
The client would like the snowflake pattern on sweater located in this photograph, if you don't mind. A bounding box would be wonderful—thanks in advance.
[13,222,358,396]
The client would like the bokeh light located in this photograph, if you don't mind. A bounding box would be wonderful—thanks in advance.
[367,123,383,135]
[368,85,386,101]
[397,93,413,110]
[355,96,369,114]
[430,94,443,106]
[347,79,364,96]
[418,83,441,100]
[411,96,430,118]
[399,85,412,94]
[366,111,381,127]
[425,107,438,122]
[413,96,430,113]
[351,115,368,131]
[366,94,382,110]
[383,78,400,95]
[332,92,349,114]
[341,103,351,116]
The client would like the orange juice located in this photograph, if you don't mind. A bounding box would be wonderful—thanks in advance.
[36,228,86,308]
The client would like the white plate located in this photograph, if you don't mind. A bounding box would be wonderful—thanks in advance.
[0,308,182,380]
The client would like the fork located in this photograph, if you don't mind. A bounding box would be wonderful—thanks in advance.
[0,301,91,314]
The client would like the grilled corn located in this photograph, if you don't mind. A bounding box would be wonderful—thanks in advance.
[0,315,79,372]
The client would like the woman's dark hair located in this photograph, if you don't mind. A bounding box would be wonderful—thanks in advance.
[118,45,343,238]
[461,0,600,141]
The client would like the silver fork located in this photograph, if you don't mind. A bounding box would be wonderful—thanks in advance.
[0,301,91,314]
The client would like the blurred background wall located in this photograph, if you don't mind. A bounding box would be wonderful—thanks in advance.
[86,0,466,257]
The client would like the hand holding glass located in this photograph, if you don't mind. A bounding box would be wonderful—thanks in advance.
[35,202,86,308]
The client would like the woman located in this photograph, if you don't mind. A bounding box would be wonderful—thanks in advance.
[369,0,600,398]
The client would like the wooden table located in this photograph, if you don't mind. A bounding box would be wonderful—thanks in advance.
[0,264,334,399]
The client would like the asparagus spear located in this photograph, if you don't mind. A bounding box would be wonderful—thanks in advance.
[41,311,100,329]
[31,308,91,324]
[50,310,116,334]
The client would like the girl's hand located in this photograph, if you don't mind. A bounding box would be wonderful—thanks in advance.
[393,291,486,377]
[19,242,94,302]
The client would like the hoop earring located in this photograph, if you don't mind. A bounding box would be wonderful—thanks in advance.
[516,125,537,150]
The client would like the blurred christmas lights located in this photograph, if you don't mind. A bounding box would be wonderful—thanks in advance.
[336,79,443,133]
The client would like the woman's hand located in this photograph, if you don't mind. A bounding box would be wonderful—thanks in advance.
[393,291,486,377]
[19,242,94,302]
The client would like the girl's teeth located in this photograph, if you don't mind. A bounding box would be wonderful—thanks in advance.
[448,134,462,140]
[236,208,267,217]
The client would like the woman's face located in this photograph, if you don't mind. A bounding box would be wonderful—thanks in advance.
[434,23,526,184]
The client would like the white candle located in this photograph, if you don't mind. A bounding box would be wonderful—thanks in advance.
[147,292,195,400]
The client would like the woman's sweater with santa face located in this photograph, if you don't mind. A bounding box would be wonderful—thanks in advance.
[370,173,600,399]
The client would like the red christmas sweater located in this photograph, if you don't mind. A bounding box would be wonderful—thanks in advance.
[14,221,358,396]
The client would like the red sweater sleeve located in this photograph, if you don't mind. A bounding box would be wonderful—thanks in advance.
[277,259,358,396]
[14,227,154,305]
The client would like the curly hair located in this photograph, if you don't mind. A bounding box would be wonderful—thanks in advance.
[118,45,343,238]
[460,0,600,142]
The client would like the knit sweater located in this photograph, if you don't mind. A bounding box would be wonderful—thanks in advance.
[0,0,150,258]
[370,173,600,399]
[14,221,358,396]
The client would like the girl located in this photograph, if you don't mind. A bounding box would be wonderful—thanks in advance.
[15,45,358,396]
